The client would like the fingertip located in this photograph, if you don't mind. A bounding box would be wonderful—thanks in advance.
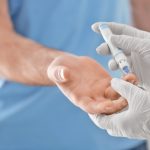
[123,73,138,85]
[91,22,101,33]
[96,43,111,55]
[114,98,128,109]
[108,59,118,71]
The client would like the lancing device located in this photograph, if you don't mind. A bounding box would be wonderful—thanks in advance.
[99,23,132,75]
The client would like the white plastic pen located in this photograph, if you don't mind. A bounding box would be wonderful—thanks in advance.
[99,23,132,75]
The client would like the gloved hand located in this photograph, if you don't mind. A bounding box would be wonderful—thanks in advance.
[89,22,150,139]
[89,78,150,139]
[92,22,150,89]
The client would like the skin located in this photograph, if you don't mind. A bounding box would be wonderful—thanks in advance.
[131,0,150,31]
[47,54,138,114]
[0,0,142,115]
[105,73,137,100]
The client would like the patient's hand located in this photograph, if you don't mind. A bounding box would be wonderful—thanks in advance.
[47,54,137,114]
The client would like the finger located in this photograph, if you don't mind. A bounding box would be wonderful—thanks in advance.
[111,35,149,56]
[92,22,150,39]
[106,22,125,35]
[84,97,127,115]
[100,98,128,115]
[91,22,101,33]
[47,66,70,83]
[105,86,120,100]
[109,58,132,72]
[96,43,111,55]
[78,97,100,114]
[122,73,138,85]
[107,57,132,72]
[91,22,125,35]
[103,22,150,39]
[111,78,143,103]
[108,59,118,71]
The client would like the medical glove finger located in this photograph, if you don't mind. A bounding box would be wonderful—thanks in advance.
[108,22,150,38]
[91,22,101,33]
[111,78,143,104]
[96,43,111,55]
[111,35,150,56]
[108,59,118,71]
[103,22,150,39]
[91,22,125,35]
[107,57,132,73]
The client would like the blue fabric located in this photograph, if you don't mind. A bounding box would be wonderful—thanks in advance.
[0,0,144,149]
[129,142,148,150]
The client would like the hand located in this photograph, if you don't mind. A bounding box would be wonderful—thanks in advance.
[92,22,150,89]
[89,78,150,139]
[47,54,128,114]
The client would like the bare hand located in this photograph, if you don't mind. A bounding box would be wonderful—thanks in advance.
[47,54,128,114]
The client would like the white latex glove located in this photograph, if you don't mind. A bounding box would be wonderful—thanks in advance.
[92,22,150,90]
[89,22,150,139]
[89,78,150,139]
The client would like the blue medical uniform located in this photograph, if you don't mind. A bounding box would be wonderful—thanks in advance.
[0,0,145,149]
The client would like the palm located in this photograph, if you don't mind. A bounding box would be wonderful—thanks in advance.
[48,54,128,114]
[49,55,116,102]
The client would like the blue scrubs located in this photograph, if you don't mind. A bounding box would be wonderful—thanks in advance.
[0,0,144,149]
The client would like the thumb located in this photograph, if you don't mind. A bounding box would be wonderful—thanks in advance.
[47,66,70,83]
[111,78,140,103]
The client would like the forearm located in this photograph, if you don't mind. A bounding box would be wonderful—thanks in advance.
[0,0,13,31]
[0,0,69,86]
[0,31,67,85]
